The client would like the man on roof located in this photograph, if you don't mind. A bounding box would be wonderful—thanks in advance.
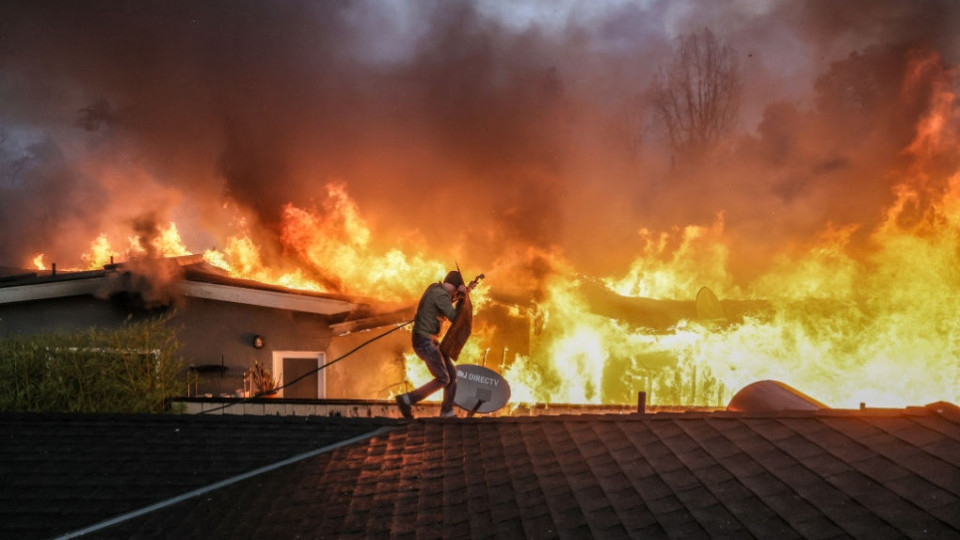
[395,270,468,419]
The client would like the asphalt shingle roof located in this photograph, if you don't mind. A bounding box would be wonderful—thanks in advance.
[3,404,959,539]
[0,413,398,539]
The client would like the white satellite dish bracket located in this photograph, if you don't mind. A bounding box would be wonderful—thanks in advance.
[454,364,511,416]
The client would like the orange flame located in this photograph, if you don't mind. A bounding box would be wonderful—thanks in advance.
[81,234,114,270]
[55,53,960,409]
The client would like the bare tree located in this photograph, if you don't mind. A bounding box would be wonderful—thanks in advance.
[651,28,741,161]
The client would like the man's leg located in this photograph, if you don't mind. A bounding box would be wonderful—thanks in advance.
[405,336,451,404]
[438,352,458,416]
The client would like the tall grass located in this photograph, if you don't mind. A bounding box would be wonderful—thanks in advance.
[0,316,186,413]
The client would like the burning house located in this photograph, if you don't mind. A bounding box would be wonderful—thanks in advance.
[0,256,412,401]
[0,253,732,410]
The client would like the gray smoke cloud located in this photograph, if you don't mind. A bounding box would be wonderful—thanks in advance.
[1,0,958,293]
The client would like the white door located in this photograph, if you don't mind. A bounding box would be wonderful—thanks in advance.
[272,351,325,399]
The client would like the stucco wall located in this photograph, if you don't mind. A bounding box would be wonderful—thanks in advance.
[0,296,141,334]
[324,327,410,400]
[0,293,340,398]
[172,297,335,397]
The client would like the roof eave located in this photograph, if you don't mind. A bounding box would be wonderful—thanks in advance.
[0,275,363,316]
[0,276,105,304]
[179,280,360,315]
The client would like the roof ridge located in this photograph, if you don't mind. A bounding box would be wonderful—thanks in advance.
[409,407,953,423]
[925,401,960,424]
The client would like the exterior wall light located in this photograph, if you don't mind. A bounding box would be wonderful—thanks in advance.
[253,335,264,349]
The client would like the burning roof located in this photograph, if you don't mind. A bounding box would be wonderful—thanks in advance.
[0,256,371,318]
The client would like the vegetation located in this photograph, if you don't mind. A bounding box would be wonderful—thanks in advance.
[650,27,742,161]
[245,359,276,395]
[0,316,186,413]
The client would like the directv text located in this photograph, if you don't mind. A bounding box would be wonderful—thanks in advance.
[458,371,499,386]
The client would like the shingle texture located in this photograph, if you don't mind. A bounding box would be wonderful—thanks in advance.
[0,413,398,539]
[3,404,959,539]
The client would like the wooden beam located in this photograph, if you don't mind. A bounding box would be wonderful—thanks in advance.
[329,306,416,335]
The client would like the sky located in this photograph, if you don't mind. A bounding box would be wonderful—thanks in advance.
[1,0,958,296]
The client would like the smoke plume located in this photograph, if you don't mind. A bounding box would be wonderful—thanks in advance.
[1,0,958,294]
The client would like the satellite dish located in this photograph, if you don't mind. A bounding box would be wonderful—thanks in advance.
[695,286,726,321]
[454,364,511,415]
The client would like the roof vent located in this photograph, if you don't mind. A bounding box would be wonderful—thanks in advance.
[727,380,828,412]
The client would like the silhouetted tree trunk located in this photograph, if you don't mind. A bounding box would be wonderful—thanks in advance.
[651,28,741,161]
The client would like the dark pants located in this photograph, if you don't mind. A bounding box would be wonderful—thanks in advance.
[407,334,457,413]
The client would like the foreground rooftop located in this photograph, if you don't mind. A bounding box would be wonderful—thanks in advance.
[3,403,958,539]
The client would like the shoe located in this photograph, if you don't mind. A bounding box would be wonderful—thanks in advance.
[439,410,456,418]
[395,394,414,419]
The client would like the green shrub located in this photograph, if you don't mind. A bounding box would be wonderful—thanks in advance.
[0,315,186,413]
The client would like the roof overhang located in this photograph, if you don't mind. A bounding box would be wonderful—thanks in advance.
[0,277,105,304]
[329,305,416,335]
[179,280,359,315]
[0,273,363,316]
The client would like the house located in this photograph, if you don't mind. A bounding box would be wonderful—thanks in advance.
[0,256,410,400]
[0,256,771,408]
[2,401,958,539]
